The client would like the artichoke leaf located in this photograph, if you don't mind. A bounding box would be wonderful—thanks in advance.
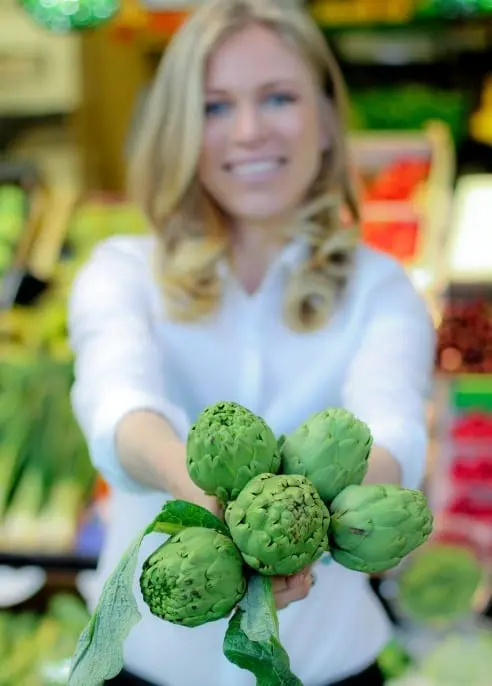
[239,574,279,641]
[68,499,227,686]
[153,499,230,538]
[68,527,147,686]
[223,574,302,686]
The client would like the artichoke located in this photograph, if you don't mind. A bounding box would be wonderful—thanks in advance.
[280,407,373,504]
[225,473,330,576]
[186,401,280,504]
[140,527,247,627]
[329,484,433,574]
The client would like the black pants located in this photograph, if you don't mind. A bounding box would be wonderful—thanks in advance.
[107,661,384,685]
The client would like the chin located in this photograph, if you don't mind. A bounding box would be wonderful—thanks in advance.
[225,197,292,223]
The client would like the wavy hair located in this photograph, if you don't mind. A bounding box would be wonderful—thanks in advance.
[129,0,360,331]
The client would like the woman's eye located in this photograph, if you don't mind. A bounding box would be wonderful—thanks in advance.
[205,101,230,117]
[264,93,297,107]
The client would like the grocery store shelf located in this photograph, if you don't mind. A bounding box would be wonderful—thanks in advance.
[110,5,492,47]
[316,12,492,34]
[0,551,98,572]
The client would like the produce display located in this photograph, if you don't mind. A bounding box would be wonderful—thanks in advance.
[0,194,153,559]
[437,296,492,374]
[0,350,96,555]
[417,0,492,18]
[0,185,26,281]
[350,86,470,144]
[356,156,430,263]
[387,626,492,686]
[0,593,90,686]
[0,245,102,558]
[430,375,492,563]
[68,402,433,686]
[0,193,148,558]
[361,159,431,203]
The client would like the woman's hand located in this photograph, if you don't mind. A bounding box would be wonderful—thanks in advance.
[271,568,314,610]
[168,447,223,517]
[115,411,223,516]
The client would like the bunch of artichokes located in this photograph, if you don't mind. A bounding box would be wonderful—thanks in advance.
[69,400,435,686]
[137,401,433,628]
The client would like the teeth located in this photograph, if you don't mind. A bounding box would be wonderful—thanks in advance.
[232,161,279,176]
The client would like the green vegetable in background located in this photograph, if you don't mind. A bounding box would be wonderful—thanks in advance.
[225,473,330,576]
[419,630,492,686]
[186,401,281,505]
[397,544,482,623]
[280,408,373,504]
[329,484,433,574]
[140,527,247,627]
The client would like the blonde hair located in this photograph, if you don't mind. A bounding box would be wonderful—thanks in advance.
[130,0,360,332]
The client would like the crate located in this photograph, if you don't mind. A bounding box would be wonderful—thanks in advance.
[348,121,455,304]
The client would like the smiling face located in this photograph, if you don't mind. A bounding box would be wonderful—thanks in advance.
[198,23,330,226]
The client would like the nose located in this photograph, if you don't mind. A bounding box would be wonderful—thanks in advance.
[231,102,265,145]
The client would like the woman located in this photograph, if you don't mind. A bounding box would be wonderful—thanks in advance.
[68,1,435,684]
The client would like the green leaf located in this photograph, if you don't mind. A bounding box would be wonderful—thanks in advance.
[223,574,303,686]
[239,574,279,641]
[153,499,230,538]
[68,528,146,686]
[68,499,228,686]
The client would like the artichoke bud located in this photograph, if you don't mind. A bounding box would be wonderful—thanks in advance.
[186,401,281,504]
[329,484,434,574]
[280,407,373,505]
[225,473,330,576]
[140,527,247,627]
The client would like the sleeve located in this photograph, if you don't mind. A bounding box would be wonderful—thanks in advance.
[341,263,436,490]
[68,239,192,493]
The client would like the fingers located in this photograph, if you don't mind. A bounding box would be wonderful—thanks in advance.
[272,569,316,610]
[271,567,311,593]
[275,575,312,610]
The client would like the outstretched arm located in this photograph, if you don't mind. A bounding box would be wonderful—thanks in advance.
[68,238,218,512]
[342,264,436,489]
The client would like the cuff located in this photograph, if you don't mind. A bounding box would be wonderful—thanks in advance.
[89,389,192,494]
[368,420,428,491]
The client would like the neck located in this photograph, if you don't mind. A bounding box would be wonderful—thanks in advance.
[228,218,291,295]
[231,216,292,252]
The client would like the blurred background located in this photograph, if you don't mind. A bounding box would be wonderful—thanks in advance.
[0,1,491,684]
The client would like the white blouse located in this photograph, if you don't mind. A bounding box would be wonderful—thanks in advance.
[68,235,435,686]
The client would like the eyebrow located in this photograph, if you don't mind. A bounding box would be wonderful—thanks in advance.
[205,79,301,96]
